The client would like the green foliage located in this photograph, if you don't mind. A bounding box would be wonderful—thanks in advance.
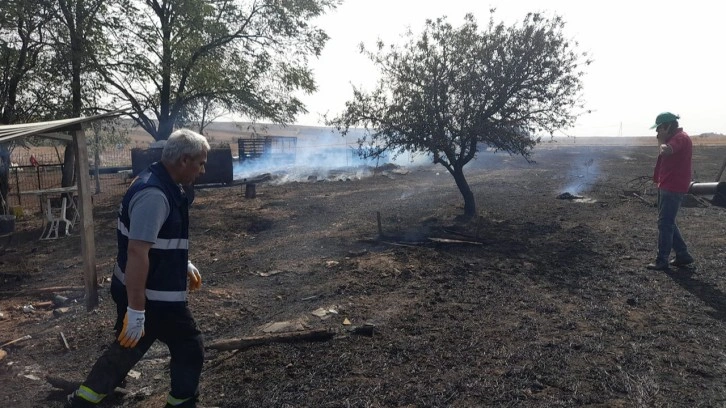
[88,117,131,158]
[99,0,340,141]
[0,0,61,124]
[329,11,589,216]
[0,0,341,145]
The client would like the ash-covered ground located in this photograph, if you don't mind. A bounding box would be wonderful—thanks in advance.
[3,142,726,407]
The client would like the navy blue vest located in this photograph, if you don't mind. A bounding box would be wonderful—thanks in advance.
[112,162,190,305]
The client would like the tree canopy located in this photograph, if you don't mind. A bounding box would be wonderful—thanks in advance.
[329,11,590,217]
[0,0,340,211]
[98,0,339,140]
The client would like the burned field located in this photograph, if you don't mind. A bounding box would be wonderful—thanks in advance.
[3,141,726,407]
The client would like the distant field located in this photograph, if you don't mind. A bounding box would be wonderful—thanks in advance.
[13,122,726,166]
[132,122,726,147]
[545,135,726,147]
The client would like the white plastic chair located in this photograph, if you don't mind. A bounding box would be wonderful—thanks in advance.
[40,197,71,240]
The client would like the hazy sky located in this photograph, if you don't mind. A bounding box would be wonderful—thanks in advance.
[296,0,725,137]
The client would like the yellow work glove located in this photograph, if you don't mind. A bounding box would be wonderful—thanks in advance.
[187,261,202,291]
[118,307,145,348]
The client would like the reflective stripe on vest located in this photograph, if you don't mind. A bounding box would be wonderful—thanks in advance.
[76,385,107,404]
[146,288,187,302]
[114,263,188,302]
[117,219,189,250]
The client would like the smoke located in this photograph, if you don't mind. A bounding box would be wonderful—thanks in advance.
[232,129,433,184]
[562,157,600,195]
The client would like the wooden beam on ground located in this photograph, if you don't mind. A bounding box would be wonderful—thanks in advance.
[73,129,98,311]
[206,329,335,351]
[428,237,483,245]
[0,285,85,297]
[0,334,32,348]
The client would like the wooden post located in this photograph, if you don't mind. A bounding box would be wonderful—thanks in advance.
[13,169,21,205]
[376,211,382,237]
[245,183,256,198]
[73,129,98,311]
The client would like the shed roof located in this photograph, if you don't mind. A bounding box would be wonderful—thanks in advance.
[0,110,127,142]
[0,109,130,311]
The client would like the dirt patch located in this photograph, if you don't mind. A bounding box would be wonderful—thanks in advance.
[3,142,726,407]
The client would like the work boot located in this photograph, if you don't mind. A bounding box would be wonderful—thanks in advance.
[165,401,197,408]
[165,395,198,408]
[670,254,694,267]
[65,391,96,408]
[646,259,669,271]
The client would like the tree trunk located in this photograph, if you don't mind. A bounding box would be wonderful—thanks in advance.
[451,166,476,217]
[60,0,85,189]
[157,119,174,141]
[0,145,9,214]
[61,146,76,188]
[93,149,101,194]
[93,131,101,193]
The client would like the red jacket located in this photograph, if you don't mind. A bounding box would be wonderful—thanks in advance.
[653,129,692,193]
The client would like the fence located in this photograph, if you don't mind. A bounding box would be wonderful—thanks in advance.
[5,148,133,216]
[11,147,132,168]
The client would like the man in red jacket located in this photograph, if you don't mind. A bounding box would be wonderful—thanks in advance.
[647,112,694,270]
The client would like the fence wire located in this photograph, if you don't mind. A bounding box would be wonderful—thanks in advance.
[5,148,133,217]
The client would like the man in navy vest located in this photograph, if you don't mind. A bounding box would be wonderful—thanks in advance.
[68,129,209,407]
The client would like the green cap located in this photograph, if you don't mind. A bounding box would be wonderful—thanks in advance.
[650,112,680,129]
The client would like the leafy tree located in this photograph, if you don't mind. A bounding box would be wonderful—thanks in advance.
[330,12,589,217]
[88,117,130,193]
[0,0,54,213]
[98,0,339,141]
[52,0,116,188]
[176,96,227,135]
[0,0,116,202]
[0,0,58,124]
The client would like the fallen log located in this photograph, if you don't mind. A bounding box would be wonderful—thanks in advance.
[428,237,483,245]
[0,285,86,297]
[378,240,424,248]
[346,324,377,337]
[206,329,335,351]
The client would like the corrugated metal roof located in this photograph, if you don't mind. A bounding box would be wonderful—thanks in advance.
[0,110,129,143]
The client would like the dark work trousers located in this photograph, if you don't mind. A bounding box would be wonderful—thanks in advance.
[80,286,204,403]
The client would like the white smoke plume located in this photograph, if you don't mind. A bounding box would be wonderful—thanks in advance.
[233,128,432,183]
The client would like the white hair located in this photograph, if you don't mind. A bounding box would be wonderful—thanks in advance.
[161,129,210,162]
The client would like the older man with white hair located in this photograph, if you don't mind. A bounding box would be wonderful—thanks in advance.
[68,129,210,408]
